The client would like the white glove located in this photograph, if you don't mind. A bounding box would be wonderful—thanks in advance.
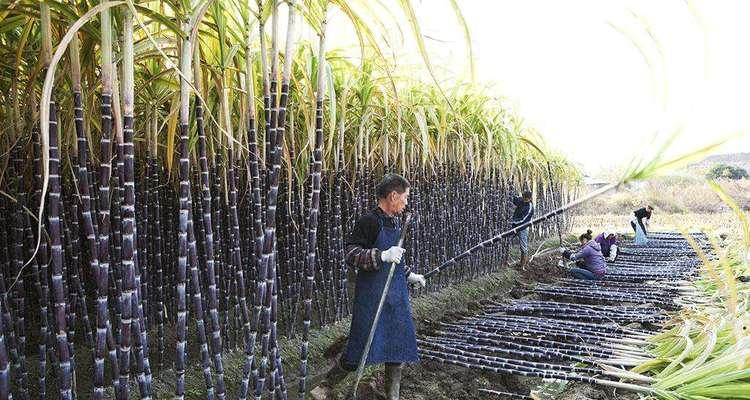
[381,246,405,264]
[407,273,426,288]
[608,245,618,261]
[558,247,566,253]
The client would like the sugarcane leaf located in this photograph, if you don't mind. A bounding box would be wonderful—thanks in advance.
[447,0,474,83]
[166,92,179,174]
[0,14,27,35]
[133,4,182,35]
[708,180,750,274]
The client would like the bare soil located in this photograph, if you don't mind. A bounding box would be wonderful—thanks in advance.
[321,250,644,400]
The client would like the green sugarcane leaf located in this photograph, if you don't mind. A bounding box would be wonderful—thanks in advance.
[133,4,182,35]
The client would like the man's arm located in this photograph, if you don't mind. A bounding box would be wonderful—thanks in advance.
[344,214,382,271]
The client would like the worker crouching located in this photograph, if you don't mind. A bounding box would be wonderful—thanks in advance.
[560,230,607,280]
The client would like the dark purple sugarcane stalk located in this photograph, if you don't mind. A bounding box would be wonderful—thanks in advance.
[0,296,11,400]
[186,184,215,398]
[255,8,279,400]
[196,96,226,399]
[230,148,257,400]
[148,158,166,371]
[31,122,51,400]
[65,196,95,347]
[419,344,604,376]
[94,68,119,400]
[131,232,153,398]
[135,171,154,393]
[61,198,83,397]
[420,349,651,393]
[454,320,626,346]
[295,4,329,398]
[174,9,194,399]
[116,9,153,392]
[23,220,47,397]
[211,159,231,350]
[438,324,615,358]
[9,161,29,400]
[70,25,102,352]
[333,147,347,320]
[425,334,598,364]
[271,1,301,394]
[237,3,266,395]
[174,120,190,400]
[47,97,74,400]
[424,183,618,279]
[177,63,214,400]
[429,330,595,364]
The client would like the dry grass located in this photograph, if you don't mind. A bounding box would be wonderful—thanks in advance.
[571,212,744,238]
[577,177,750,215]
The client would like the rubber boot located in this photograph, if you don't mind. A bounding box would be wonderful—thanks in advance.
[384,363,403,400]
[310,358,351,400]
[520,254,529,270]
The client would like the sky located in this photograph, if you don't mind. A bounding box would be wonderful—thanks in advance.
[317,0,750,174]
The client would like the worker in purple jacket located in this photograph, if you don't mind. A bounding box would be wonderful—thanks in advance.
[561,230,606,280]
[594,230,618,261]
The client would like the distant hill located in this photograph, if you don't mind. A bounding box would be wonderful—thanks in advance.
[687,152,750,176]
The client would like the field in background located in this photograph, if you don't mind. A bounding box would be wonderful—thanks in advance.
[577,177,750,215]
[572,172,749,241]
[571,212,742,238]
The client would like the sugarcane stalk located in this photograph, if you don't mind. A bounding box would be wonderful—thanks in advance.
[174,2,195,397]
[424,183,619,279]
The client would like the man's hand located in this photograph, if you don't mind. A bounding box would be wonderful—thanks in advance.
[407,272,427,288]
[381,246,405,264]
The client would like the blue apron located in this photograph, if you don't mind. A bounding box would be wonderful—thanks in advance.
[342,214,419,366]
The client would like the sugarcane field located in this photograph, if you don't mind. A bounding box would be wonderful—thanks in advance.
[1,0,750,399]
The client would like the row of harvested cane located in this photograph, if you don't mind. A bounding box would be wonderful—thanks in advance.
[419,231,710,397]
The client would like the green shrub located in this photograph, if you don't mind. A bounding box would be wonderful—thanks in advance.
[706,163,749,180]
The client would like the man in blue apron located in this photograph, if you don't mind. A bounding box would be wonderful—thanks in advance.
[311,173,426,400]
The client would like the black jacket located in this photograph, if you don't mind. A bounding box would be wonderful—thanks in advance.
[511,196,534,228]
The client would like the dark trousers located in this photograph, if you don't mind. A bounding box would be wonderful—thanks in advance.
[569,267,596,280]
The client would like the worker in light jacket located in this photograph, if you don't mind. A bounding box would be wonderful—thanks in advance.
[511,190,534,269]
[630,205,653,245]
[311,173,426,400]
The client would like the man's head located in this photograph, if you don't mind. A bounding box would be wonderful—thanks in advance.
[522,190,532,202]
[647,205,654,212]
[376,173,410,215]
